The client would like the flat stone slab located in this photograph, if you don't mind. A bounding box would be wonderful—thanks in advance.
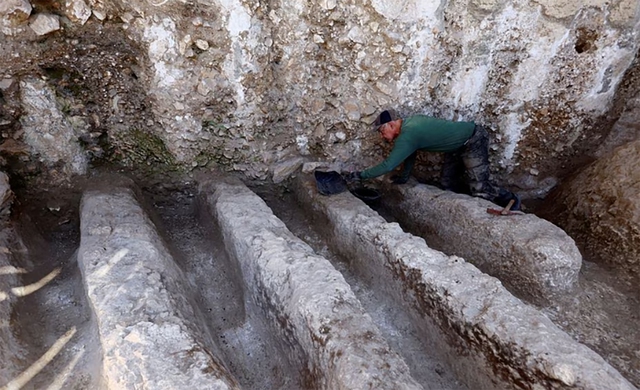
[78,188,239,390]
[382,183,581,303]
[294,175,634,390]
[199,174,422,390]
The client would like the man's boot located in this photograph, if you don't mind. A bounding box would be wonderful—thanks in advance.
[493,189,521,211]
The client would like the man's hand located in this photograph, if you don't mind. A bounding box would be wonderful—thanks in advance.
[390,175,408,184]
[342,171,361,183]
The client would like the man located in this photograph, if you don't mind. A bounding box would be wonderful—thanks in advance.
[345,110,521,210]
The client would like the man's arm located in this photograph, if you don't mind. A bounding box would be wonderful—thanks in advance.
[360,141,416,179]
[398,151,417,180]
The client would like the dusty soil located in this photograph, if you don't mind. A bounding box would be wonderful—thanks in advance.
[541,261,640,384]
[137,175,303,389]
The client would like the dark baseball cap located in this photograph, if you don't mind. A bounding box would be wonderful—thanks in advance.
[373,110,397,131]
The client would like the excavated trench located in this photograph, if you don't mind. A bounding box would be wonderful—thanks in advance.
[0,171,638,389]
[140,178,303,389]
[3,184,101,390]
[364,181,640,385]
[250,184,465,389]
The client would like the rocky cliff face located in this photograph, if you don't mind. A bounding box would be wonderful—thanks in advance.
[0,0,639,192]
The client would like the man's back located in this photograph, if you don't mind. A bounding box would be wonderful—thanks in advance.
[399,115,475,153]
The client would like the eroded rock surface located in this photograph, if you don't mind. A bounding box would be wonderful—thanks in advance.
[19,78,88,179]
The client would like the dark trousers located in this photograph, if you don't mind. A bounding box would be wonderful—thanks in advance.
[440,125,506,201]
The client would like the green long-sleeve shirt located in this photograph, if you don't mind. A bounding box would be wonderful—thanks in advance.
[360,115,475,180]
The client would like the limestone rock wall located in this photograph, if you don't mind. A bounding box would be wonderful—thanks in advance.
[545,140,640,281]
[0,0,638,190]
[596,57,640,159]
[19,78,88,179]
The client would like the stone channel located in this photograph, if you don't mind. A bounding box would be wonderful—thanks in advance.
[0,171,636,389]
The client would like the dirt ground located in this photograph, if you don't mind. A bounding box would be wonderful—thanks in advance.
[541,260,640,384]
[1,171,639,388]
[6,176,100,389]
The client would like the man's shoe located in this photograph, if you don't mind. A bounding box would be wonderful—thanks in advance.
[492,189,520,210]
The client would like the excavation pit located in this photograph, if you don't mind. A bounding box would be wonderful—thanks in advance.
[0,172,638,389]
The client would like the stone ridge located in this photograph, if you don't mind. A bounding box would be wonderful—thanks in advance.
[200,175,423,390]
[78,188,239,390]
[0,172,24,384]
[384,183,582,304]
[294,175,634,390]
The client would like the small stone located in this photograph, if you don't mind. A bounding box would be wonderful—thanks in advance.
[120,12,134,24]
[92,9,106,20]
[302,161,341,174]
[29,13,60,35]
[296,135,309,155]
[543,363,576,386]
[195,39,209,51]
[314,124,326,138]
[310,99,325,115]
[65,0,91,25]
[344,101,360,121]
[272,157,304,184]
[347,26,364,44]
[375,81,396,96]
[320,0,336,10]
[0,79,13,90]
[361,104,376,116]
